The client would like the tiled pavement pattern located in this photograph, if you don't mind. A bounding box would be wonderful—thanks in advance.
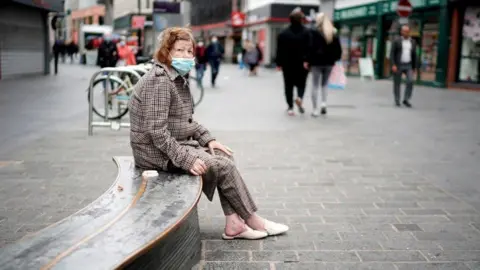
[1,64,480,269]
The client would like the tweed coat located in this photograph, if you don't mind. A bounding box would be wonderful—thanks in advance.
[129,61,218,200]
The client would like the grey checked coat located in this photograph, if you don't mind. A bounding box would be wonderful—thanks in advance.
[128,62,217,197]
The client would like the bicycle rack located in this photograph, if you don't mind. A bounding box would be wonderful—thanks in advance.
[88,67,142,136]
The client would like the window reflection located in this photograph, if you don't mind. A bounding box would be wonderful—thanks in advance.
[458,7,480,83]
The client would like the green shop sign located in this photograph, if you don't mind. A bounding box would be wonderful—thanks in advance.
[383,0,441,13]
[335,0,444,21]
[334,3,378,21]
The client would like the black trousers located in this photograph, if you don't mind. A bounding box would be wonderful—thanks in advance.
[53,54,59,74]
[282,68,308,109]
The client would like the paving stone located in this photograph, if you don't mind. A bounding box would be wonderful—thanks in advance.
[436,240,480,250]
[379,239,442,250]
[465,262,480,270]
[394,224,424,232]
[331,262,397,270]
[357,251,427,262]
[297,251,360,262]
[401,209,448,216]
[274,262,330,270]
[252,251,298,262]
[353,224,398,232]
[395,262,472,270]
[262,239,315,251]
[414,232,467,241]
[314,240,382,251]
[202,262,271,270]
[204,240,262,251]
[338,232,388,241]
[204,251,249,261]
[422,250,480,261]
[323,203,377,209]
[362,209,405,215]
[375,202,420,208]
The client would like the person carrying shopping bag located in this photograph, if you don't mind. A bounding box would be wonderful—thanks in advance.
[305,13,342,116]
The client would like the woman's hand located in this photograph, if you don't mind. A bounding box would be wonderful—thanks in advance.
[208,141,233,156]
[190,159,207,176]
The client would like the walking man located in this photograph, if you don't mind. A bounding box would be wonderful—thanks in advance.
[206,36,224,88]
[276,7,310,116]
[390,25,417,107]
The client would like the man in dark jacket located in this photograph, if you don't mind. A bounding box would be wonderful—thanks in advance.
[206,36,224,88]
[390,25,417,107]
[276,8,310,116]
[96,33,118,68]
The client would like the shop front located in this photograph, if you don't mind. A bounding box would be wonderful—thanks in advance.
[334,0,449,87]
[447,0,480,90]
[333,3,379,76]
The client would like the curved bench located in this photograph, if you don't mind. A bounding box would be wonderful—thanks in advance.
[0,156,202,270]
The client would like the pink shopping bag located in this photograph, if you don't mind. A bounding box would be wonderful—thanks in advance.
[327,61,347,90]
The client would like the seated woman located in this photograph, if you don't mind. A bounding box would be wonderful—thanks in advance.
[128,27,288,240]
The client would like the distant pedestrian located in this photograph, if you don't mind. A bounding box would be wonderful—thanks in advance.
[276,7,310,116]
[195,41,208,86]
[206,35,224,88]
[66,40,78,64]
[390,25,417,108]
[306,13,342,116]
[52,39,63,75]
[116,36,136,66]
[96,32,118,68]
[242,40,262,76]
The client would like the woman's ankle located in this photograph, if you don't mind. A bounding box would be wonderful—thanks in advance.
[246,214,265,231]
[224,214,246,236]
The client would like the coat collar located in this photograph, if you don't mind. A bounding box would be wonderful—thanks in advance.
[155,61,180,81]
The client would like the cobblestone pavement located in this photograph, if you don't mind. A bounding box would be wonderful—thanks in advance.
[1,64,480,269]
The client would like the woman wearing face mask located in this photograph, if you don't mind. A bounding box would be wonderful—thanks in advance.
[116,36,136,66]
[128,27,289,240]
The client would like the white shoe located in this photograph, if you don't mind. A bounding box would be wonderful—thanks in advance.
[287,109,295,116]
[312,108,320,117]
[263,219,289,236]
[222,225,268,240]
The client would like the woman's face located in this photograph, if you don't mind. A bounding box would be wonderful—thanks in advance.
[171,40,194,59]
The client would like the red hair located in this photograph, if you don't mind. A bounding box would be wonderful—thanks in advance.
[155,27,196,67]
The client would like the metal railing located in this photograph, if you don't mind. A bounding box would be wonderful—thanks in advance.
[88,67,142,136]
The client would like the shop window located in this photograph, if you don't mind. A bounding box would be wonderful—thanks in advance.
[365,24,377,60]
[419,17,439,82]
[339,25,350,71]
[458,7,480,83]
[349,26,363,75]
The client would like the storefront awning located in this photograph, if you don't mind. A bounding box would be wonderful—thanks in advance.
[9,0,63,12]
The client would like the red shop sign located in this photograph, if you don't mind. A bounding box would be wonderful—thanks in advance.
[231,11,246,27]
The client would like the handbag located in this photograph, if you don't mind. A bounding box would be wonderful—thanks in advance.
[327,61,347,90]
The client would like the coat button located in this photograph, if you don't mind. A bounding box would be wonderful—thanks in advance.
[188,118,192,123]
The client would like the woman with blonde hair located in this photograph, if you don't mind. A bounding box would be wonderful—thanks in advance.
[128,27,289,240]
[242,40,262,76]
[306,12,342,116]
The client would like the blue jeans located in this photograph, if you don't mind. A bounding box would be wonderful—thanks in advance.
[196,64,206,84]
[209,59,221,86]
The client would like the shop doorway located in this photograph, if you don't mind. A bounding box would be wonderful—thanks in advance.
[382,15,439,84]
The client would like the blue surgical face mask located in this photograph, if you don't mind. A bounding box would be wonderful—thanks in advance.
[171,57,195,76]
